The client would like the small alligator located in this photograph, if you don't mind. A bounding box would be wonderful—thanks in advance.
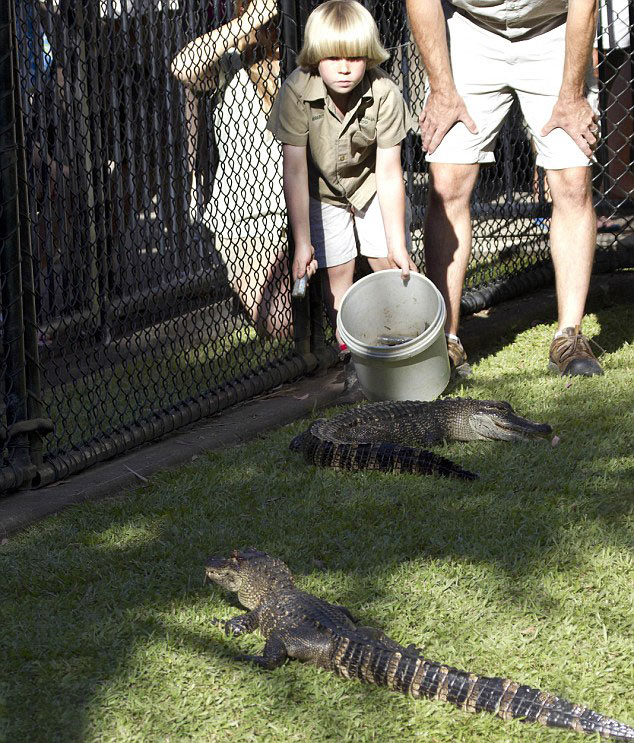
[290,398,552,480]
[206,549,634,741]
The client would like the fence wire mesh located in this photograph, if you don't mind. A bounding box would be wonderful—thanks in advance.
[2,0,633,491]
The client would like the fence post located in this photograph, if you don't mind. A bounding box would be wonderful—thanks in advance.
[280,0,311,358]
[13,0,48,470]
[0,0,39,487]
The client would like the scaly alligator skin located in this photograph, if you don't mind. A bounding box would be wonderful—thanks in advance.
[290,398,552,480]
[206,549,634,741]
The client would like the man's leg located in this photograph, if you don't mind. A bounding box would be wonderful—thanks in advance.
[546,166,596,330]
[424,162,480,337]
[544,166,603,376]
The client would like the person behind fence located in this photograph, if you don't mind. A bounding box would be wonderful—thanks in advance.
[266,0,418,350]
[406,0,605,378]
[171,0,290,337]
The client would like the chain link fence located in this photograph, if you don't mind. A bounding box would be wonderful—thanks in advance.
[2,0,633,492]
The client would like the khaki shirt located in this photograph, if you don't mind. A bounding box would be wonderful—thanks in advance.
[266,67,413,209]
[446,0,569,40]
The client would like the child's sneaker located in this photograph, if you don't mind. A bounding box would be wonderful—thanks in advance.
[548,326,604,376]
[338,343,351,365]
[336,343,363,399]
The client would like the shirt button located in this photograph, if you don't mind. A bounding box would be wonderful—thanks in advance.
[339,155,345,162]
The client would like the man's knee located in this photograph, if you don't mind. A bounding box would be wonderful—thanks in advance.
[547,167,593,210]
[428,163,479,209]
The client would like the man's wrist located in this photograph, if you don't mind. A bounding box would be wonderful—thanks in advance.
[428,84,459,100]
[557,86,585,102]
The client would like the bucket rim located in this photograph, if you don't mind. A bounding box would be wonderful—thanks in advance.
[336,270,447,360]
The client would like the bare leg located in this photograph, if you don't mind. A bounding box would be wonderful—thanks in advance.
[424,163,480,336]
[545,167,596,331]
[321,259,356,345]
[234,248,293,339]
[367,256,392,272]
[255,253,293,338]
[184,88,198,206]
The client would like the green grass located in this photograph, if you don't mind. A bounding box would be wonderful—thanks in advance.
[2,305,634,743]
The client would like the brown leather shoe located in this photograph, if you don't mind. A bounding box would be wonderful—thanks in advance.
[446,335,472,379]
[548,326,604,377]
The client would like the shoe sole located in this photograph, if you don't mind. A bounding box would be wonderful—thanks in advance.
[548,360,604,377]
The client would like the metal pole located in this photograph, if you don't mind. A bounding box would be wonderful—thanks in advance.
[280,0,299,79]
[13,2,47,468]
[280,0,314,356]
[0,0,38,486]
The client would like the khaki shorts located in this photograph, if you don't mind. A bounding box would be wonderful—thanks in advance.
[426,12,599,169]
[309,194,413,268]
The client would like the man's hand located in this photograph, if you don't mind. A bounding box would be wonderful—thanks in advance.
[541,95,599,158]
[420,90,478,154]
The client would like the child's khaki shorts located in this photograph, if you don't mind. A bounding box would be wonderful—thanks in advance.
[309,194,412,269]
[426,12,599,169]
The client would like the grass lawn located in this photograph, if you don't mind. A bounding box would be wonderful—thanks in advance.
[2,305,633,743]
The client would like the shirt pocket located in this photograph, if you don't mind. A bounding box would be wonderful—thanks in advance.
[351,120,377,149]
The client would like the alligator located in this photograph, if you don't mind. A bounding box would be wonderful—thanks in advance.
[290,398,552,480]
[205,549,634,741]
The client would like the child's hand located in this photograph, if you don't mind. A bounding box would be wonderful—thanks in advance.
[293,243,318,281]
[388,246,418,280]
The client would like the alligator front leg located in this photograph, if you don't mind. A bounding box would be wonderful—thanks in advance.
[238,632,288,670]
[213,610,260,637]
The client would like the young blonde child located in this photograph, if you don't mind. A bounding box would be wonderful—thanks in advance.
[266,0,417,345]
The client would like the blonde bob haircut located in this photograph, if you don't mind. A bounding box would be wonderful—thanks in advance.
[296,0,389,70]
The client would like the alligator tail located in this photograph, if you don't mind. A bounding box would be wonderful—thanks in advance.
[331,641,634,740]
[406,658,634,740]
[290,431,477,480]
